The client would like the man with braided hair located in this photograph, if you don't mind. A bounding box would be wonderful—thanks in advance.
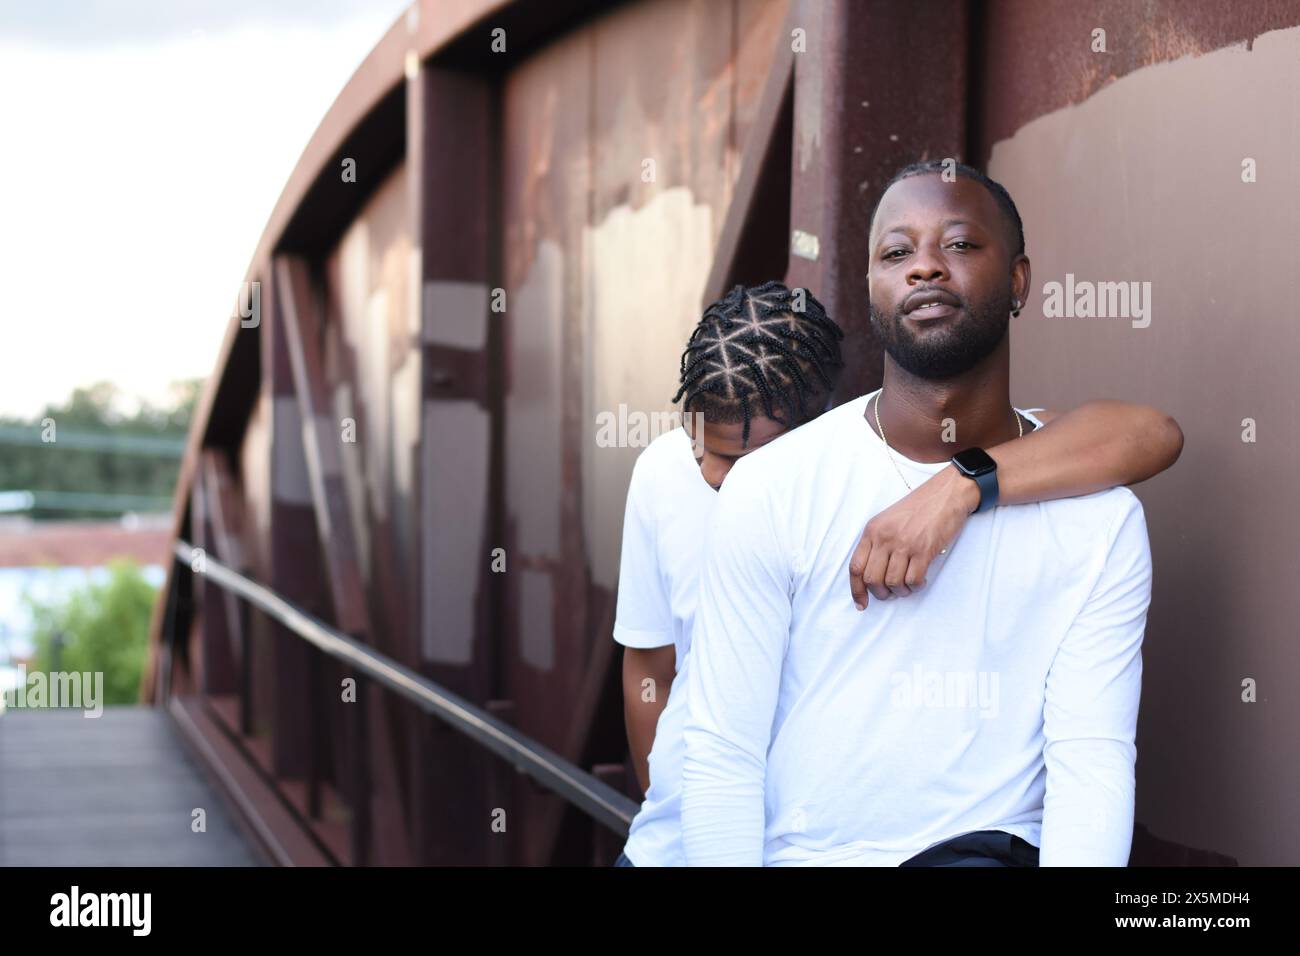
[614,231,1181,864]
[672,280,844,452]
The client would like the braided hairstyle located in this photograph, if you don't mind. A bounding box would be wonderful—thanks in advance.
[672,281,845,446]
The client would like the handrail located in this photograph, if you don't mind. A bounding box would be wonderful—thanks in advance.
[173,539,637,836]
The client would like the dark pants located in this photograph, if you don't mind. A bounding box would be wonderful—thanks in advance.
[899,829,1040,867]
[613,832,1037,867]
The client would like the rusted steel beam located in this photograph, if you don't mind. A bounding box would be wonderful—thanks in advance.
[199,447,263,767]
[275,258,370,634]
[188,471,210,696]
[703,3,796,306]
[408,56,501,865]
[273,254,412,866]
[261,266,319,785]
[318,300,420,842]
[199,450,245,695]
[785,0,971,401]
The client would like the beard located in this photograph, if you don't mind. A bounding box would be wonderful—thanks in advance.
[869,288,1012,381]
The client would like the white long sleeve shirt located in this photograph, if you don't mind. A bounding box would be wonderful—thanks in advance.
[612,426,717,866]
[680,391,1152,866]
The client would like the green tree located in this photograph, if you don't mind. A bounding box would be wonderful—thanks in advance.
[0,378,202,519]
[22,560,158,705]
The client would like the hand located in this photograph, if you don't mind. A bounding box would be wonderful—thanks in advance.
[848,465,980,610]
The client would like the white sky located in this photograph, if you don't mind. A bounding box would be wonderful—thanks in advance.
[0,1,412,418]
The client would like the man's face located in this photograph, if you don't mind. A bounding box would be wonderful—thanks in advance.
[688,413,790,489]
[867,173,1029,380]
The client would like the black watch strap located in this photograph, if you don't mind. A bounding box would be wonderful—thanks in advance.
[950,447,1000,514]
[971,468,999,514]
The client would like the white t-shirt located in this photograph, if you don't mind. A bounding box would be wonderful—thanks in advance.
[681,390,1152,866]
[612,425,716,866]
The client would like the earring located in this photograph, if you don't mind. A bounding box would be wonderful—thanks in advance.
[1011,299,1021,318]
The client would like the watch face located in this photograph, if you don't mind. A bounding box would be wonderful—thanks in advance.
[952,447,997,477]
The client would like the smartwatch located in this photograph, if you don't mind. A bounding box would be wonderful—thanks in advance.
[950,447,999,514]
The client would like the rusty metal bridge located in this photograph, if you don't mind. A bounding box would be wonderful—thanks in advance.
[4,0,1295,867]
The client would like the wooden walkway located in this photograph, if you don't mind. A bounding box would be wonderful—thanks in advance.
[0,705,262,866]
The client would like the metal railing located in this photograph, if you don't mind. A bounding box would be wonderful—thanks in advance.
[172,539,638,852]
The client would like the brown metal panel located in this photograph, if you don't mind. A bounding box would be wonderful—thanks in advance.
[318,164,425,862]
[188,476,210,695]
[971,0,1300,167]
[315,278,407,824]
[501,22,593,866]
[785,0,972,404]
[499,0,789,864]
[407,60,500,865]
[237,389,273,737]
[275,255,414,866]
[276,258,372,635]
[977,10,1300,865]
[263,263,320,782]
[707,0,799,294]
[262,262,366,864]
[733,0,793,148]
[702,3,795,304]
[198,450,244,696]
[582,0,785,648]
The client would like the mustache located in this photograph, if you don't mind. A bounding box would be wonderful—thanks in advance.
[901,287,965,313]
[871,292,1007,322]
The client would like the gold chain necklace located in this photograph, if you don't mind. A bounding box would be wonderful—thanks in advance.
[872,391,1022,492]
